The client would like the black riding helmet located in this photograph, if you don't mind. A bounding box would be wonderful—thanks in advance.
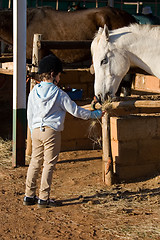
[38,54,63,75]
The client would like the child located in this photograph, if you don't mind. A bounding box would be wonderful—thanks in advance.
[23,54,102,208]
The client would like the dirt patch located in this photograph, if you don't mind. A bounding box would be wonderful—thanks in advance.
[0,139,160,240]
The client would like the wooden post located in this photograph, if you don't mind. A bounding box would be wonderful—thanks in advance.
[26,34,42,156]
[102,113,113,186]
[31,34,42,74]
[96,0,98,8]
[8,0,11,8]
[56,0,59,10]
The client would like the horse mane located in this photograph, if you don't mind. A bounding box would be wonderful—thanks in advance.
[94,23,160,44]
[129,23,160,39]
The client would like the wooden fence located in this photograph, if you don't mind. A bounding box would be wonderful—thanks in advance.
[25,34,160,185]
[101,97,160,185]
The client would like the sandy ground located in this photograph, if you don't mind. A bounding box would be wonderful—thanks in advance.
[0,139,160,240]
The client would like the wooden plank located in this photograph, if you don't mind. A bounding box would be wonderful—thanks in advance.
[103,100,160,116]
[0,56,13,63]
[63,59,91,69]
[38,40,92,50]
[0,68,13,75]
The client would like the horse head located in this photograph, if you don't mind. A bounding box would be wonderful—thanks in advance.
[91,25,130,103]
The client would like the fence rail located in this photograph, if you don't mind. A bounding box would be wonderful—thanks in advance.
[38,40,92,50]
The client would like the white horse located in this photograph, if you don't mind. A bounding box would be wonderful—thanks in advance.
[91,24,160,102]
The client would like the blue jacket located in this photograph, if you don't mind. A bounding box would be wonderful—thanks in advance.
[27,82,91,132]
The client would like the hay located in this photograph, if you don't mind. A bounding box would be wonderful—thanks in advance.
[102,100,113,113]
[0,138,12,166]
[88,119,102,149]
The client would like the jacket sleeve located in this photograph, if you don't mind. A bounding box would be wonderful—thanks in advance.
[59,91,91,120]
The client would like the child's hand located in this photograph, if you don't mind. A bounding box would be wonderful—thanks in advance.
[101,111,106,117]
[90,110,102,119]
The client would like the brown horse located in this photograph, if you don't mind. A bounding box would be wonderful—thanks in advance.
[0,6,136,63]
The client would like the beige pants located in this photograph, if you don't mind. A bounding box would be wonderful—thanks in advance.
[25,127,61,200]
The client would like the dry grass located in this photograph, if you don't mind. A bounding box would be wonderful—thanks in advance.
[102,100,113,112]
[0,138,12,166]
[0,137,160,239]
[88,119,102,149]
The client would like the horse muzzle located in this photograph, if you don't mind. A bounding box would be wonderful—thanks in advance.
[104,92,113,102]
[91,92,115,110]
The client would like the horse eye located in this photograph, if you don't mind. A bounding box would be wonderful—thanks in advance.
[100,58,108,66]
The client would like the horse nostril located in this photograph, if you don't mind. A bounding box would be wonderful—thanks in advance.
[104,93,108,101]
[97,94,102,104]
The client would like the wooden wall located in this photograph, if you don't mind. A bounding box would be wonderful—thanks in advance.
[110,115,160,181]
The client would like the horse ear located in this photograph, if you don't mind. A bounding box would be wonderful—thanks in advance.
[98,27,103,34]
[104,24,109,41]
